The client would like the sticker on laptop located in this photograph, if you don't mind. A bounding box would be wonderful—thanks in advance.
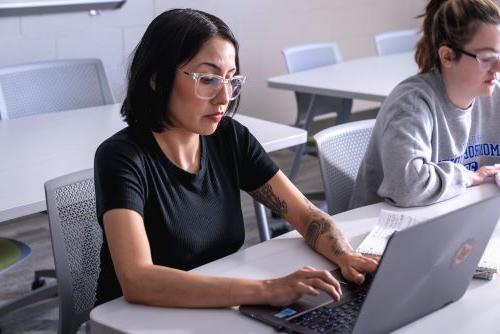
[274,308,297,319]
[452,238,475,268]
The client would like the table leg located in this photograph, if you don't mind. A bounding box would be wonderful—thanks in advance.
[334,98,353,125]
[289,95,316,181]
[254,201,271,241]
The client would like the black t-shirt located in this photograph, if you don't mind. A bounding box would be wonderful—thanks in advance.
[94,117,279,305]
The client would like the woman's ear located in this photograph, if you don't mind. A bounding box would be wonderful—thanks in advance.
[150,73,157,91]
[438,45,457,69]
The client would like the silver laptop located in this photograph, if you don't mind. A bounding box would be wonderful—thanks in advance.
[240,195,500,334]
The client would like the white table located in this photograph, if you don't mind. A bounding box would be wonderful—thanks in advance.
[267,52,418,179]
[268,52,417,102]
[90,183,500,334]
[0,104,306,240]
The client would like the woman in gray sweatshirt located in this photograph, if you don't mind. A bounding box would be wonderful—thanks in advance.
[351,0,500,209]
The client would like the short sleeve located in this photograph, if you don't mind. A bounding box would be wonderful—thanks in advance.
[94,139,147,220]
[231,120,279,191]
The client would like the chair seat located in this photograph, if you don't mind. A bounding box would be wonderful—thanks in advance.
[0,238,31,275]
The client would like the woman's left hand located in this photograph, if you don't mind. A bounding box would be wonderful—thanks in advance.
[335,251,379,285]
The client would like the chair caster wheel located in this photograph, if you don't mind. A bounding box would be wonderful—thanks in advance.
[32,278,47,290]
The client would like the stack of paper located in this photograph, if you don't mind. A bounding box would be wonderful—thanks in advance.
[356,210,499,280]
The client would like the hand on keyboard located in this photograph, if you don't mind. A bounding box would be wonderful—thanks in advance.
[263,266,343,306]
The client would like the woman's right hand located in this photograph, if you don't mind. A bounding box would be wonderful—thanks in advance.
[470,165,500,186]
[261,266,342,307]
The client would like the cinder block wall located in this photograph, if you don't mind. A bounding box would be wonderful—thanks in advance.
[0,0,425,123]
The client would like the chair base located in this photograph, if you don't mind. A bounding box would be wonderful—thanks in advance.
[0,283,57,317]
[0,269,57,318]
[32,269,56,289]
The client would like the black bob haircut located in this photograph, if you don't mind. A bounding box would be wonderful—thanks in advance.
[121,8,241,132]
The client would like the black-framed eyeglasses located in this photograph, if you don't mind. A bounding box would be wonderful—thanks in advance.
[179,70,246,100]
[453,47,500,70]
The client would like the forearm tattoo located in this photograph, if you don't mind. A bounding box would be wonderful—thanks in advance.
[304,198,352,257]
[305,218,330,248]
[248,183,288,217]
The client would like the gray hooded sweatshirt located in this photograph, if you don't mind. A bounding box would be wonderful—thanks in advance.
[350,68,500,209]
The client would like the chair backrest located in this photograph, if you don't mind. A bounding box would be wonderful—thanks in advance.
[282,42,343,73]
[314,119,375,215]
[45,168,101,334]
[0,58,114,120]
[374,29,420,56]
[281,42,352,129]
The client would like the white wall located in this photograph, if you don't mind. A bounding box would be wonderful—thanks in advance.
[0,0,426,123]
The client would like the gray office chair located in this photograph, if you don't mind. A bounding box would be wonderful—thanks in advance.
[0,58,114,120]
[374,29,420,56]
[282,43,353,180]
[314,119,375,215]
[45,168,101,334]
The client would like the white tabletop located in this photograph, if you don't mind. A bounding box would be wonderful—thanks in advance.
[0,104,306,223]
[90,183,500,334]
[268,52,418,102]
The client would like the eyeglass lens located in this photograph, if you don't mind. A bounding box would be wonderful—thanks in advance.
[196,75,243,100]
[477,53,500,69]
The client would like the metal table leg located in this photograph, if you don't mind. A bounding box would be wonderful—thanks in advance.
[254,201,271,242]
[289,95,316,181]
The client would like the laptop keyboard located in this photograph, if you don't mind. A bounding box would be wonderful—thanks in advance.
[289,289,368,334]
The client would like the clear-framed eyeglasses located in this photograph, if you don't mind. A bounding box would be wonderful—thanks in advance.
[454,47,500,70]
[179,70,246,101]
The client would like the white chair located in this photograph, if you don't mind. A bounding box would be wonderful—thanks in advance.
[314,119,375,215]
[0,58,114,120]
[282,42,353,180]
[374,29,420,56]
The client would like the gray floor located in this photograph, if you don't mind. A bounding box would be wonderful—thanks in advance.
[0,109,378,333]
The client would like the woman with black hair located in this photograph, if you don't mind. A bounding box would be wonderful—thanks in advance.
[94,8,377,308]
